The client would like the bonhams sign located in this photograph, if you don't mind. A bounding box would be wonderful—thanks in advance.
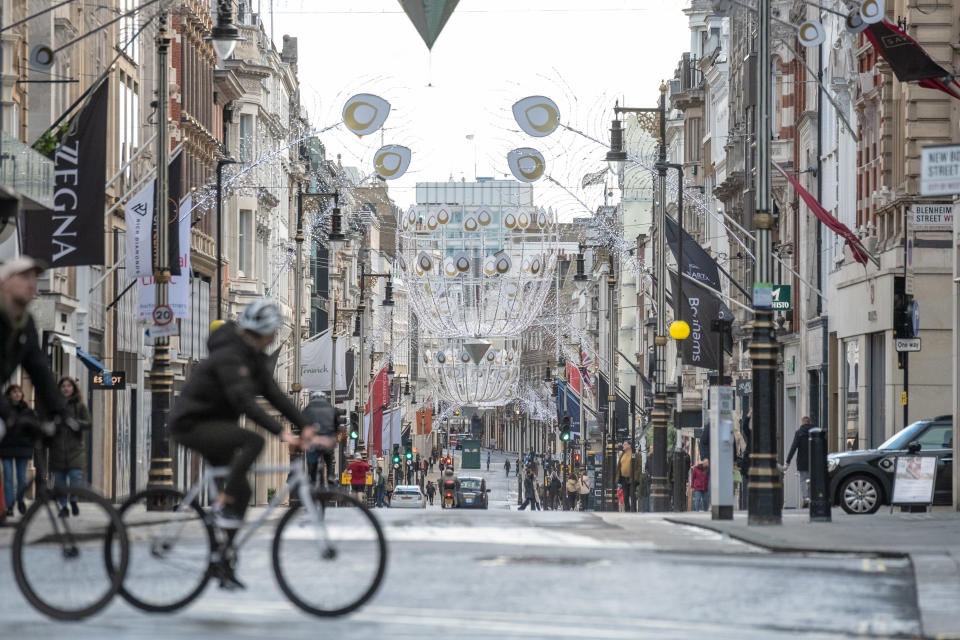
[22,82,108,266]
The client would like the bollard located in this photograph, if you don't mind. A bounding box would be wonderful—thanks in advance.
[808,428,831,522]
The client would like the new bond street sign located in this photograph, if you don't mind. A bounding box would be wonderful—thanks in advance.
[921,144,960,196]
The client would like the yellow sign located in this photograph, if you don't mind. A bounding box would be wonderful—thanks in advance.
[340,471,374,485]
[901,391,907,406]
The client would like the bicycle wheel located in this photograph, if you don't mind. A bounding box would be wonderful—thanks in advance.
[108,487,215,612]
[272,489,387,616]
[13,485,128,620]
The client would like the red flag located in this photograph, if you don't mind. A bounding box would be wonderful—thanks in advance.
[774,163,871,266]
[366,366,389,454]
[864,21,960,100]
[566,363,582,396]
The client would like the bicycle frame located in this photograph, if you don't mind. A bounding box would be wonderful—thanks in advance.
[180,463,322,552]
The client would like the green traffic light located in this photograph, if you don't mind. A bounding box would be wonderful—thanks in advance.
[350,429,359,439]
[392,455,400,464]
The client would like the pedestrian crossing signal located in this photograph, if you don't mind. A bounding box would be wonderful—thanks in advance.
[560,416,571,442]
[573,453,581,464]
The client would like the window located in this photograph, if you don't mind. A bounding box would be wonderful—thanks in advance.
[239,114,254,162]
[238,209,252,275]
[914,424,952,451]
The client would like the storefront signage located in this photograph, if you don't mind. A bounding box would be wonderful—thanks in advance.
[771,284,791,310]
[891,456,936,504]
[921,144,960,196]
[910,203,953,231]
[92,371,126,389]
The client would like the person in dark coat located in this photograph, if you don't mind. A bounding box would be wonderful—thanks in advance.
[49,377,91,517]
[518,469,540,511]
[785,416,816,506]
[0,385,36,517]
[302,392,339,486]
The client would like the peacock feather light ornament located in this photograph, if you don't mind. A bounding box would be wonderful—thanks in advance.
[421,337,521,407]
[397,203,560,338]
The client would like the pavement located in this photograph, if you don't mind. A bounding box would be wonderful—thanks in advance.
[667,509,960,639]
[0,449,952,638]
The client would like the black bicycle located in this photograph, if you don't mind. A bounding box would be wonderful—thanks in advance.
[11,474,129,620]
[108,460,386,617]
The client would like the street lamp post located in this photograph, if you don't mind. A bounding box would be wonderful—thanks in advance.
[147,11,173,493]
[748,0,782,525]
[606,253,617,511]
[215,157,238,320]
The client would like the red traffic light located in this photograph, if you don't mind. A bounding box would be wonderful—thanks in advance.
[446,457,452,465]
[445,492,452,498]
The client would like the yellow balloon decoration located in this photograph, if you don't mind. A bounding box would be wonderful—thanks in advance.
[669,320,691,340]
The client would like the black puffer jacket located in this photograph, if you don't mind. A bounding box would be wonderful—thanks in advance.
[0,304,63,423]
[48,395,91,471]
[303,397,338,437]
[169,322,308,435]
[0,400,37,459]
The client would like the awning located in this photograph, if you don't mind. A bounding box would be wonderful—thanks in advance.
[49,333,77,356]
[76,347,106,374]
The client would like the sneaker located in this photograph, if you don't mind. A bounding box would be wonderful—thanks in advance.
[212,503,243,530]
[17,499,26,515]
[70,501,79,516]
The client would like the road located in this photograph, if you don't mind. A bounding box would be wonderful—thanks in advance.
[0,449,922,639]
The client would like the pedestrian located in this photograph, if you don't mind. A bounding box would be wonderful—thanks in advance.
[426,480,436,505]
[346,453,371,499]
[691,458,709,512]
[1,385,36,518]
[302,392,339,487]
[618,442,637,512]
[617,484,625,512]
[518,469,539,511]
[504,459,511,477]
[439,459,445,473]
[565,473,580,511]
[785,416,816,507]
[549,469,562,510]
[486,451,491,470]
[515,457,520,476]
[375,470,387,508]
[578,470,591,511]
[48,377,91,517]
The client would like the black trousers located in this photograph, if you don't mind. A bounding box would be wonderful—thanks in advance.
[172,421,264,517]
[619,477,633,511]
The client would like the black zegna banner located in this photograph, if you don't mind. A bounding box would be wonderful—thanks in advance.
[22,82,109,266]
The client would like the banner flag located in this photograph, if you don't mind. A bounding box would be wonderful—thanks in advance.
[670,271,733,371]
[124,181,155,278]
[22,81,109,266]
[301,329,348,392]
[157,151,184,276]
[365,367,389,455]
[137,196,192,319]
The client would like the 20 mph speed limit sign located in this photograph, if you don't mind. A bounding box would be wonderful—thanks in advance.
[152,304,173,326]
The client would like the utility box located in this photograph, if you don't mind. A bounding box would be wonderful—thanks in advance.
[460,439,481,469]
[708,386,734,520]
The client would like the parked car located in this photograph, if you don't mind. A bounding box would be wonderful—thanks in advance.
[456,476,490,509]
[828,416,953,514]
[390,485,427,509]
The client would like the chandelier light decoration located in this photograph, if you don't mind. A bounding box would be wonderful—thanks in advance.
[421,337,521,407]
[397,202,560,337]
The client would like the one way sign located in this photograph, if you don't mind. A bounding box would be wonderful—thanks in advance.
[771,284,791,310]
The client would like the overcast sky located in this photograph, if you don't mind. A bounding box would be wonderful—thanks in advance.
[271,0,690,216]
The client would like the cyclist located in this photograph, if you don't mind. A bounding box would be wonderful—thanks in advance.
[302,391,339,486]
[0,258,68,467]
[168,298,316,588]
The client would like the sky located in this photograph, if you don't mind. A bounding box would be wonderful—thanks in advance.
[270,0,691,217]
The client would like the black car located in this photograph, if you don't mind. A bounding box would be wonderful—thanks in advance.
[456,476,490,509]
[828,416,953,514]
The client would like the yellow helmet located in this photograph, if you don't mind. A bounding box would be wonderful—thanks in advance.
[209,319,226,333]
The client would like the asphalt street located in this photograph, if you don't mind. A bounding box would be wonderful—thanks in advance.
[0,449,924,639]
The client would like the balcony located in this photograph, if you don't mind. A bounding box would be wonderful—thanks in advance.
[0,132,54,209]
[670,54,705,112]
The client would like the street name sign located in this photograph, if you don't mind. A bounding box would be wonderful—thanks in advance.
[895,338,921,352]
[910,203,953,231]
[921,144,960,196]
[771,284,791,310]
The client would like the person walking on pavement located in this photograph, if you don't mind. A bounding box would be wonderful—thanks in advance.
[786,416,816,507]
[691,458,709,511]
[578,470,591,511]
[375,470,387,508]
[49,377,91,517]
[618,442,637,512]
[515,456,520,476]
[1,385,36,518]
[486,451,491,470]
[346,453,371,498]
[438,458,445,473]
[426,480,436,505]
[549,469,562,510]
[518,468,539,510]
[565,472,580,511]
[504,459,511,477]
[617,484,625,512]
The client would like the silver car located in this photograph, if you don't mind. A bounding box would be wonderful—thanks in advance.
[391,485,427,508]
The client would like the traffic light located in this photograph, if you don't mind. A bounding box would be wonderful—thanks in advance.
[445,457,452,466]
[893,275,915,369]
[392,445,401,465]
[573,452,581,464]
[349,411,359,440]
[560,416,571,442]
[335,408,348,433]
[405,444,413,461]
